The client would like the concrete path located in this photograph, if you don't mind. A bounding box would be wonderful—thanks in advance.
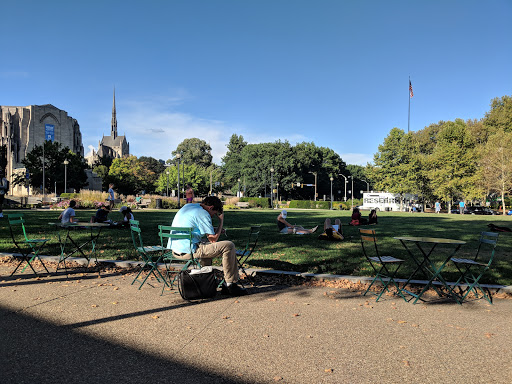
[1,262,511,384]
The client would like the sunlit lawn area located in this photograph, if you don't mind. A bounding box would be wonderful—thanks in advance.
[1,208,511,285]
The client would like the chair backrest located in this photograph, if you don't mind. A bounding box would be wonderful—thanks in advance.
[158,226,195,255]
[129,219,144,250]
[359,228,381,260]
[475,231,499,266]
[7,213,29,243]
[241,225,261,256]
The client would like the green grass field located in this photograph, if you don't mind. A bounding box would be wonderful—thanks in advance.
[1,208,511,285]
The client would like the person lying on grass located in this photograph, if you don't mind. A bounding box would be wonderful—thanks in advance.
[277,210,318,234]
[318,218,344,241]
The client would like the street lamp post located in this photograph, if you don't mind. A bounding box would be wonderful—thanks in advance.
[330,177,334,210]
[166,170,170,197]
[308,171,317,201]
[63,159,69,194]
[361,179,369,193]
[270,167,274,208]
[339,174,348,201]
[176,153,181,208]
[237,178,241,197]
[276,182,279,208]
[348,176,354,210]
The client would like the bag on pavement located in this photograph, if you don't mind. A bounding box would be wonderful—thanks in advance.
[178,266,218,300]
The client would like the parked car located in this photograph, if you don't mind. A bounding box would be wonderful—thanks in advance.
[466,206,497,215]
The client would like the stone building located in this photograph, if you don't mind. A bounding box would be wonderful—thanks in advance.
[86,89,129,166]
[0,104,84,196]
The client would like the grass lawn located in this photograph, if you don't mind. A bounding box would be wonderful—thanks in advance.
[1,208,511,285]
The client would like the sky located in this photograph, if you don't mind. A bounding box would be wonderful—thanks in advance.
[1,0,511,166]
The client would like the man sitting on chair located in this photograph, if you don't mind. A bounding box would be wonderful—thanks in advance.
[169,195,247,296]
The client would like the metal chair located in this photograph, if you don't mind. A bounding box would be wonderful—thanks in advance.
[129,219,166,289]
[235,225,261,283]
[7,213,50,276]
[158,225,202,294]
[359,228,407,302]
[451,231,499,304]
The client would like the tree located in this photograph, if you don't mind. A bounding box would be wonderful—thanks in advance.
[137,156,166,194]
[479,129,512,215]
[483,95,512,133]
[221,134,247,189]
[107,156,142,195]
[172,138,213,168]
[11,140,88,193]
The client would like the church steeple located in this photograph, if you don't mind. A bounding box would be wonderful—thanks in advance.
[111,87,117,139]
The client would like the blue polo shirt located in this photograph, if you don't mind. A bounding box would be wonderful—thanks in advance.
[168,203,214,253]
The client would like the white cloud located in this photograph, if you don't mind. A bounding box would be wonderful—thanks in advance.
[340,153,374,166]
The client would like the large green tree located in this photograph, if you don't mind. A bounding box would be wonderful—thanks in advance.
[12,140,88,193]
[172,138,213,168]
[221,134,247,190]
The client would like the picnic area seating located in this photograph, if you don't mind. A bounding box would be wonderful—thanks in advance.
[451,231,499,304]
[158,225,202,294]
[129,219,165,289]
[7,213,50,276]
[136,198,152,209]
[236,202,250,208]
[235,225,261,284]
[359,228,406,302]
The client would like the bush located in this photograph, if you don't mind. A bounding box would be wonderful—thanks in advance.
[240,197,270,208]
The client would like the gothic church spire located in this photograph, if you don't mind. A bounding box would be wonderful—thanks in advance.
[111,87,117,139]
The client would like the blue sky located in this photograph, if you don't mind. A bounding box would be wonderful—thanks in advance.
[1,0,511,166]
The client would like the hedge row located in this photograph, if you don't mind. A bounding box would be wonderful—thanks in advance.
[239,197,271,208]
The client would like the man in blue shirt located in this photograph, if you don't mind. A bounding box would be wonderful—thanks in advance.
[459,200,465,214]
[169,195,247,296]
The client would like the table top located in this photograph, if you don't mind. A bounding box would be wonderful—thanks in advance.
[394,236,466,245]
[49,222,110,228]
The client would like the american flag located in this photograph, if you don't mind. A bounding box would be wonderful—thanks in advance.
[409,80,414,98]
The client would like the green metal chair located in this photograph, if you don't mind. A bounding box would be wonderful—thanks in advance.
[7,213,50,276]
[129,219,166,289]
[451,231,499,304]
[158,225,202,294]
[235,225,261,283]
[359,228,407,302]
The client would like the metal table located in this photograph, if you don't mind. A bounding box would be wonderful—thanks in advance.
[49,222,109,274]
[394,236,466,304]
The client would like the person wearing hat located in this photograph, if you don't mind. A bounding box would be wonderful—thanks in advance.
[277,210,318,234]
[118,206,134,227]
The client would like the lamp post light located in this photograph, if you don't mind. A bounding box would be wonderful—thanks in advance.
[308,171,318,201]
[237,178,241,197]
[348,176,354,210]
[361,179,369,193]
[176,153,181,208]
[63,159,69,194]
[330,177,334,210]
[276,182,279,209]
[166,170,170,197]
[339,174,348,202]
[270,167,274,208]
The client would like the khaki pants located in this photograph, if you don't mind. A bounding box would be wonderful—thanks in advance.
[183,240,239,284]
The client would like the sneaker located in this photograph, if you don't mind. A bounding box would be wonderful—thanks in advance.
[311,225,319,233]
[222,282,248,296]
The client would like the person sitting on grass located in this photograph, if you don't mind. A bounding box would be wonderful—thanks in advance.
[318,218,344,241]
[59,200,77,224]
[90,205,113,224]
[117,206,134,227]
[277,210,318,234]
[349,207,367,226]
[368,209,378,225]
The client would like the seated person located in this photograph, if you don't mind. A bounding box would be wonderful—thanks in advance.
[318,218,344,241]
[59,200,77,224]
[90,205,113,224]
[135,195,142,208]
[350,207,368,226]
[368,209,378,225]
[277,210,318,234]
[117,206,135,227]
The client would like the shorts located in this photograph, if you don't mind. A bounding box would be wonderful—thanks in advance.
[280,227,289,234]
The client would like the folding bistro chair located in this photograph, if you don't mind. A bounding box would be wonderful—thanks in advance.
[129,219,166,289]
[451,231,499,304]
[235,225,261,284]
[158,225,202,294]
[7,213,50,276]
[359,228,407,302]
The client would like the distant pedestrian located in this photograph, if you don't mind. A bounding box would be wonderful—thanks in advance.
[107,183,115,210]
[185,184,195,203]
[459,201,465,214]
[435,201,441,214]
[0,170,8,218]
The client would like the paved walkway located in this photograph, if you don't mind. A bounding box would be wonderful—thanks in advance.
[1,261,511,384]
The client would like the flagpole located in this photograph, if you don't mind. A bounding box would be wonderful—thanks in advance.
[408,76,411,133]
